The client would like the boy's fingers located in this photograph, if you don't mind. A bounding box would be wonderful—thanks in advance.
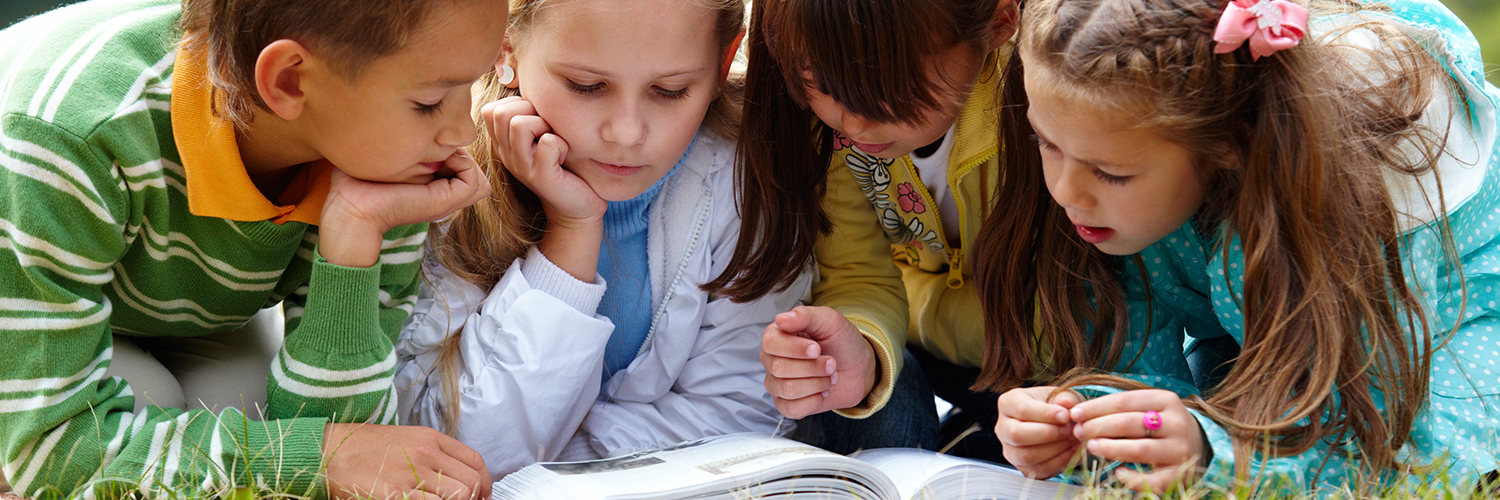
[417,469,478,500]
[433,155,489,209]
[434,433,491,486]
[475,472,493,500]
[1070,389,1175,422]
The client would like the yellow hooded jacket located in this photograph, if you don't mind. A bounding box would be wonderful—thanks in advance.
[818,49,1003,417]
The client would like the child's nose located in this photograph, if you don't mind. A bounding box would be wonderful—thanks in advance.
[1050,162,1096,210]
[601,99,646,147]
[840,110,874,138]
[438,103,478,147]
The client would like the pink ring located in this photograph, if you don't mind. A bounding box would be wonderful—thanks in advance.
[1143,410,1163,437]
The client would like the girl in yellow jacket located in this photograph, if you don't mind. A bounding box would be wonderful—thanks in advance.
[705,0,1019,457]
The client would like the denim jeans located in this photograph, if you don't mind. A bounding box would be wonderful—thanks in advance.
[789,349,941,454]
[910,347,1008,464]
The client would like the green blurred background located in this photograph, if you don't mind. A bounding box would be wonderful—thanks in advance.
[2,0,1498,85]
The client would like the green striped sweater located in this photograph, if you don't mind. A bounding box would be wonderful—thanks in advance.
[0,0,426,498]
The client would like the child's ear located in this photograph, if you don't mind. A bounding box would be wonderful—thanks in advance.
[989,0,1020,50]
[498,36,520,89]
[255,39,312,120]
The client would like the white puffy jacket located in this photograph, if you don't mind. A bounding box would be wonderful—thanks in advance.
[393,129,812,479]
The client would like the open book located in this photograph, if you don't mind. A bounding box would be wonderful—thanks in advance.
[494,433,1079,499]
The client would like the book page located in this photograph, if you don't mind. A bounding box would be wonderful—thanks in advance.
[495,433,900,500]
[851,448,1078,500]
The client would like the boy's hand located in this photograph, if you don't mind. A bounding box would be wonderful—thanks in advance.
[760,306,878,418]
[481,96,604,226]
[320,151,491,268]
[1069,389,1205,493]
[995,386,1083,478]
[322,423,491,500]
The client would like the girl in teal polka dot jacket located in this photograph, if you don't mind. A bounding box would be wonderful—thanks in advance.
[970,0,1500,495]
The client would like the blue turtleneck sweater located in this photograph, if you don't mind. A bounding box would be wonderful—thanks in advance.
[597,143,692,378]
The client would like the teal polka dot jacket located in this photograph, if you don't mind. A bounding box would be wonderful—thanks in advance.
[1078,0,1500,494]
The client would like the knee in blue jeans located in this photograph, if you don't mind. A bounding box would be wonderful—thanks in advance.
[789,349,940,454]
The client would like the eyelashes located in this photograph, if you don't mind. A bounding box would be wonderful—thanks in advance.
[565,79,691,100]
[1031,134,1130,185]
[1090,167,1130,185]
[654,87,690,100]
[415,100,443,116]
[565,80,604,94]
[1032,133,1056,152]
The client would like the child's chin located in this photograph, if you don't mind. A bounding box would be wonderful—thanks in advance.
[1093,241,1146,256]
[594,183,655,202]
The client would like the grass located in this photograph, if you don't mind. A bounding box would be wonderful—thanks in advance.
[7,427,1497,500]
[1441,0,1500,86]
[13,473,1493,499]
[0,0,1495,498]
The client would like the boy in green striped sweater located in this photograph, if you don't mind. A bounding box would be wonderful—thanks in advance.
[0,0,506,498]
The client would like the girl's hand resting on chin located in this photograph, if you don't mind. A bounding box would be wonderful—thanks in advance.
[481,95,604,282]
[481,96,602,226]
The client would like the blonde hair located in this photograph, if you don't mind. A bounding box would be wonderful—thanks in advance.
[974,0,1462,488]
[426,0,746,434]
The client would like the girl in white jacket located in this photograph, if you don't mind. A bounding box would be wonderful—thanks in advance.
[393,0,809,480]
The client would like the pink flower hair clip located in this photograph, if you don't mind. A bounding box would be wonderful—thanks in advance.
[1213,0,1310,60]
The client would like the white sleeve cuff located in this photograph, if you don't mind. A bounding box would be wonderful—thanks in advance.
[519,246,607,314]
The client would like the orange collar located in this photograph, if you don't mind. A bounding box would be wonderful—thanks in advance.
[171,45,329,225]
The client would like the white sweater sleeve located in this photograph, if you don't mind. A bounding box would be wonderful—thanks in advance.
[395,248,616,479]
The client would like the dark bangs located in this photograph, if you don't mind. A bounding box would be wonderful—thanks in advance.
[762,0,995,124]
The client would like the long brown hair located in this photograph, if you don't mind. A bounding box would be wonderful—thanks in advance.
[424,0,745,435]
[973,0,1458,484]
[704,0,1001,301]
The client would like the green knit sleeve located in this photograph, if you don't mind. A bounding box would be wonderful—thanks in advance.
[0,114,331,500]
[268,224,427,426]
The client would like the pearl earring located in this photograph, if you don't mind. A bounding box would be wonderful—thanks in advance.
[498,63,515,86]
